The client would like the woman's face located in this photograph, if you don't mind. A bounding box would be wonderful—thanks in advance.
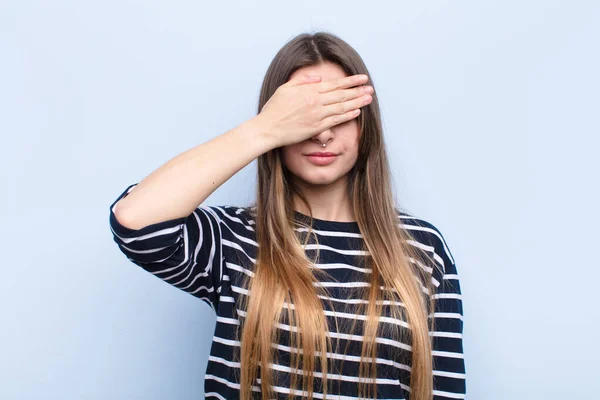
[281,62,361,188]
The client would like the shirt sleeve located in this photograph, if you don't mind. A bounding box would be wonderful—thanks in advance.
[430,231,467,399]
[108,183,225,312]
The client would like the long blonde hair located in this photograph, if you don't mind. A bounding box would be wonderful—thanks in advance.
[235,31,439,400]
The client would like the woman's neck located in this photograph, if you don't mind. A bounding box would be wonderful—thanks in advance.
[292,177,355,222]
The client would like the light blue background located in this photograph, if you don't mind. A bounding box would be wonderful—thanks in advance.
[1,1,598,399]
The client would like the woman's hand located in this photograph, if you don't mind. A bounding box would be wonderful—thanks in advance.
[255,73,374,148]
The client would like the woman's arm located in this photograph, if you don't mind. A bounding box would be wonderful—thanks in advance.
[109,185,239,310]
[113,115,275,230]
[114,72,371,231]
[431,258,466,398]
[428,230,467,399]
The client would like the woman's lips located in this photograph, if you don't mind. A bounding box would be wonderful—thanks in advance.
[305,154,338,166]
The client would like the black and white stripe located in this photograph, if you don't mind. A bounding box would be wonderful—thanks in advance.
[109,183,466,399]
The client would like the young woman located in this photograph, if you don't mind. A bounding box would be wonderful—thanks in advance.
[109,32,466,400]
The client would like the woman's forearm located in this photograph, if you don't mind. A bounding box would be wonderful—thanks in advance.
[113,115,276,230]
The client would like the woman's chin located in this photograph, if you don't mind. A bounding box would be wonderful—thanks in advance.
[293,172,346,187]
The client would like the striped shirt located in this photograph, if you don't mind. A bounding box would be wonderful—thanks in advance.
[109,183,466,399]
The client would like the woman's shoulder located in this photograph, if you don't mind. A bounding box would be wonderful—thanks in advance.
[394,207,457,274]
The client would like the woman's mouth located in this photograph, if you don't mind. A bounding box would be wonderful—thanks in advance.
[305,153,338,166]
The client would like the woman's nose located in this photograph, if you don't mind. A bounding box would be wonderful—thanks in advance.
[311,129,334,144]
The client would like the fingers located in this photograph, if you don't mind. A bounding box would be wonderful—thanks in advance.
[319,108,362,131]
[313,74,372,123]
[320,91,372,120]
[318,74,369,93]
[319,84,374,106]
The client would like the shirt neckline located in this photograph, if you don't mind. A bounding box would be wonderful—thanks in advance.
[293,210,361,233]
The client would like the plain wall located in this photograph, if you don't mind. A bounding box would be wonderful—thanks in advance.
[1,1,598,399]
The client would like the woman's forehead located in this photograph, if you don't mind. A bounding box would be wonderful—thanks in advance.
[290,62,348,82]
